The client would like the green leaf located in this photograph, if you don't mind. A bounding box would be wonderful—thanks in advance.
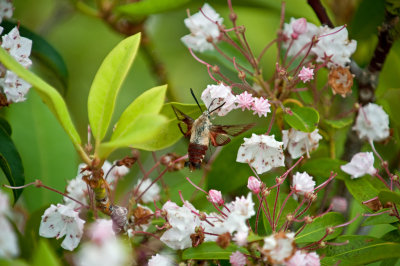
[136,102,203,151]
[381,229,400,243]
[295,212,345,243]
[182,242,247,260]
[88,33,141,143]
[0,47,81,150]
[99,114,167,158]
[2,21,69,92]
[32,240,61,266]
[345,176,383,206]
[0,117,12,136]
[322,235,400,265]
[379,190,400,205]
[300,158,347,181]
[116,0,190,16]
[0,259,29,266]
[0,121,25,202]
[362,209,399,226]
[323,117,353,129]
[111,85,167,140]
[283,105,319,132]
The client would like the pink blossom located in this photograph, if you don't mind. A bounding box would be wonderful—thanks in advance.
[230,251,247,266]
[247,176,261,194]
[292,18,308,38]
[251,97,271,117]
[90,219,115,245]
[298,67,314,83]
[286,250,320,266]
[235,91,254,111]
[233,231,248,246]
[332,196,347,213]
[292,172,315,196]
[208,189,224,206]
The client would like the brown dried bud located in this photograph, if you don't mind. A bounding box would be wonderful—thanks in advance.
[0,93,10,107]
[363,197,383,211]
[132,205,153,227]
[160,153,185,172]
[117,155,137,168]
[190,227,205,247]
[328,66,353,97]
[216,232,231,249]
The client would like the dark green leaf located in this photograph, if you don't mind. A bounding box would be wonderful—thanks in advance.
[116,0,190,16]
[0,117,12,136]
[381,229,400,243]
[0,122,25,202]
[349,0,385,40]
[323,117,353,129]
[182,242,247,260]
[362,209,399,226]
[300,158,347,181]
[379,190,400,205]
[345,176,383,207]
[295,212,345,243]
[322,235,400,265]
[283,105,319,132]
[2,21,69,93]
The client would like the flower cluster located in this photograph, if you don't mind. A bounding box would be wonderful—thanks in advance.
[0,191,19,258]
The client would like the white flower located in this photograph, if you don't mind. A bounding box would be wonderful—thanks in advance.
[0,190,10,215]
[201,84,236,116]
[148,254,175,266]
[286,250,320,266]
[160,201,200,250]
[312,26,357,67]
[282,128,322,159]
[89,219,115,244]
[353,103,390,142]
[283,18,320,57]
[39,204,85,251]
[64,164,89,209]
[135,178,160,204]
[0,216,19,258]
[230,251,247,266]
[292,172,315,195]
[340,152,376,179]
[263,232,295,264]
[181,3,223,52]
[0,0,13,23]
[2,27,32,68]
[233,230,248,246]
[1,70,31,103]
[75,238,130,266]
[236,134,285,174]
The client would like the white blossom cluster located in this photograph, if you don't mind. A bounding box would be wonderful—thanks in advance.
[0,190,19,258]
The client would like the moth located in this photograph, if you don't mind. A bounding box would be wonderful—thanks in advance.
[172,89,255,171]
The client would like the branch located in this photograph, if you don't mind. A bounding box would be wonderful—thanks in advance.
[307,0,334,27]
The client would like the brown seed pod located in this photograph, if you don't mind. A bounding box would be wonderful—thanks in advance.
[328,66,354,97]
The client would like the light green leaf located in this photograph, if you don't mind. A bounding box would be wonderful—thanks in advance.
[295,212,345,243]
[136,102,204,151]
[88,33,141,143]
[0,47,81,150]
[182,242,248,260]
[362,209,399,226]
[116,0,190,16]
[0,121,25,202]
[379,190,400,205]
[32,240,61,266]
[111,85,167,140]
[99,114,167,158]
[323,117,353,129]
[322,235,400,265]
[345,176,384,207]
[283,105,319,132]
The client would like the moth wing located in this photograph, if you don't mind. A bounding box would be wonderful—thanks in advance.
[210,131,231,146]
[211,123,256,137]
[171,105,194,136]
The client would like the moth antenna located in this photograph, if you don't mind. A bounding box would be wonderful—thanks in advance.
[190,88,203,112]
[209,102,226,114]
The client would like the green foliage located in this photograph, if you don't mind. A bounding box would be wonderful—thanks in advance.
[345,176,387,207]
[379,190,400,205]
[362,209,399,226]
[182,242,247,260]
[32,240,61,266]
[300,158,347,181]
[283,105,320,132]
[0,118,25,202]
[322,235,400,265]
[88,33,141,143]
[115,0,191,16]
[323,117,354,129]
[295,212,345,243]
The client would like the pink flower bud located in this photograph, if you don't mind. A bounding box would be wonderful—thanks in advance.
[247,176,261,194]
[208,189,224,206]
[292,18,307,36]
[332,196,347,213]
[230,251,247,266]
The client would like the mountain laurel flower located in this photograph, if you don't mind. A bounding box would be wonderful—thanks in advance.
[282,128,322,159]
[292,18,308,37]
[237,134,285,174]
[262,232,296,264]
[135,178,160,203]
[230,251,247,266]
[89,219,115,245]
[340,152,376,179]
[148,254,175,266]
[331,196,348,213]
[233,230,248,246]
[312,25,357,67]
[251,97,271,117]
[235,91,254,111]
[0,216,19,258]
[292,172,316,196]
[286,250,321,266]
[298,66,314,83]
[201,84,236,116]
[0,0,13,23]
[283,17,319,57]
[39,204,85,251]
[208,189,224,206]
[181,3,223,52]
[0,190,10,215]
[247,176,261,194]
[353,103,390,142]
